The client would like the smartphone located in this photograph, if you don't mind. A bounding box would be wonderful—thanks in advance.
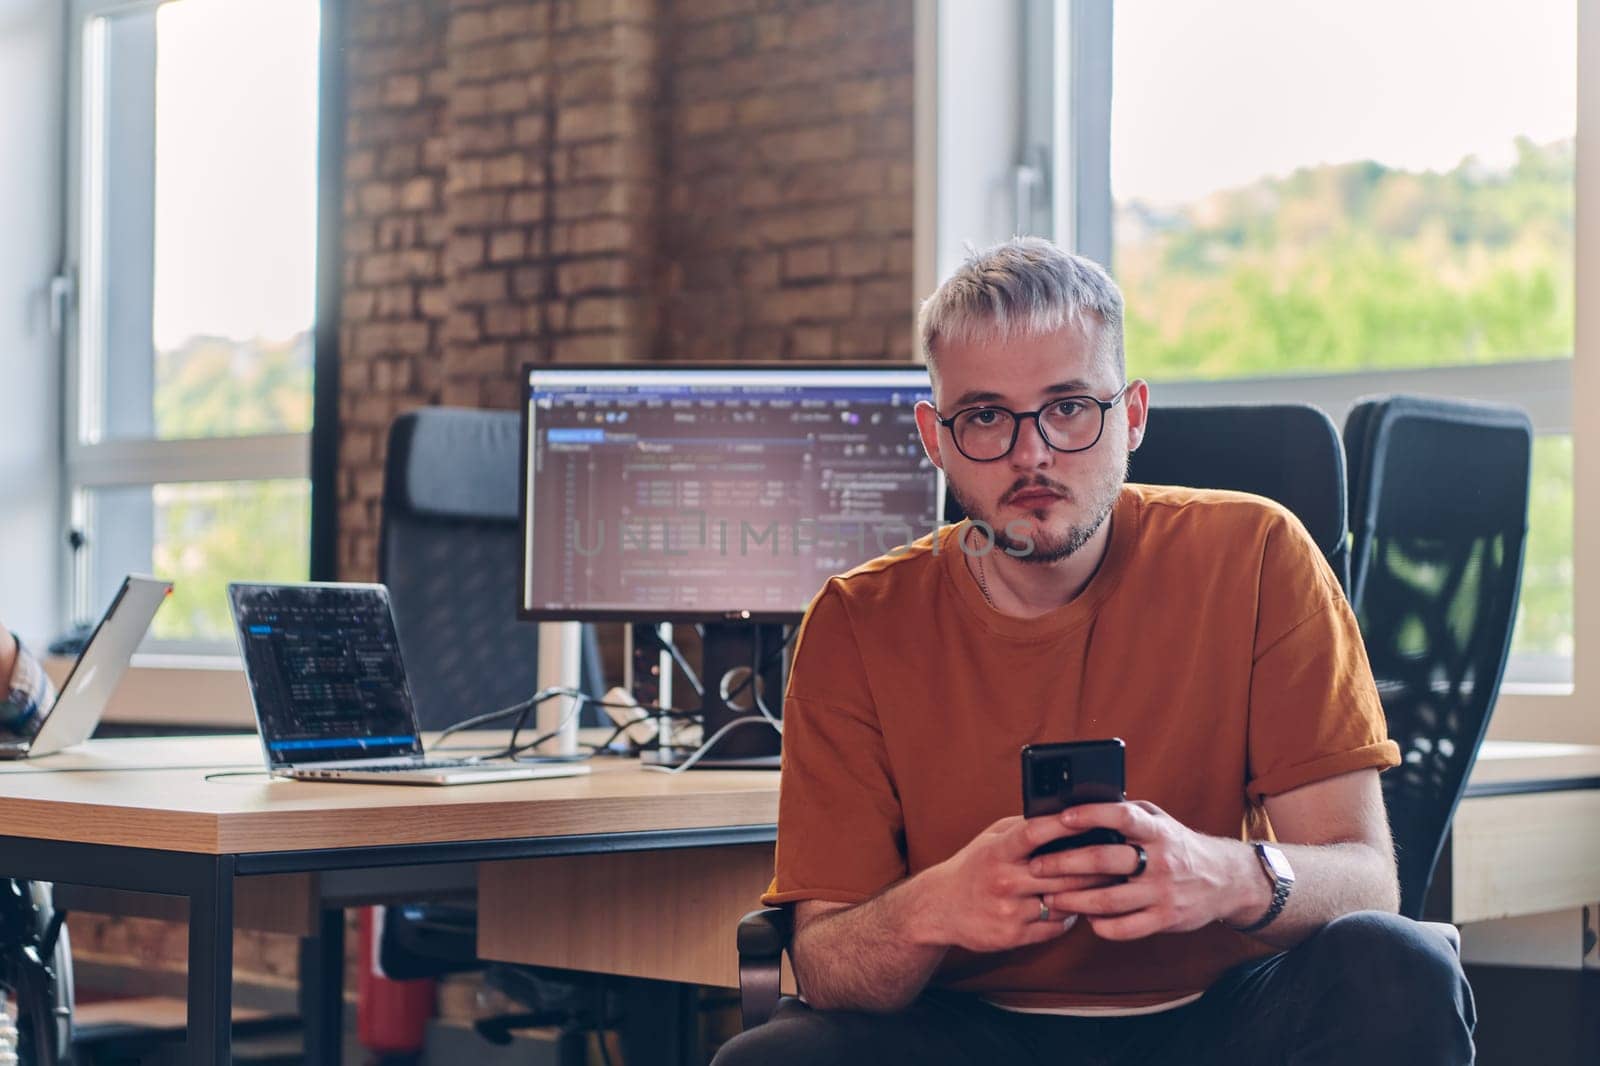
[1020,739,1126,857]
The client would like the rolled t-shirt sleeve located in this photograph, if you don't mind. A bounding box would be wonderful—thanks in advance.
[1246,514,1400,802]
[0,638,55,732]
[763,579,908,906]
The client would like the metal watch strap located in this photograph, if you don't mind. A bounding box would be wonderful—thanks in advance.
[1236,844,1292,933]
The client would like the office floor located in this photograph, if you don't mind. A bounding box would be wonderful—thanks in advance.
[1467,964,1600,1066]
[72,1017,571,1066]
[67,986,742,1065]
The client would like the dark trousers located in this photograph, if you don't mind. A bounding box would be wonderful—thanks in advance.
[712,911,1476,1066]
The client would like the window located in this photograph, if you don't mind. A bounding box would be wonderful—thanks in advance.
[1098,0,1576,685]
[66,0,320,649]
[1110,1,1574,380]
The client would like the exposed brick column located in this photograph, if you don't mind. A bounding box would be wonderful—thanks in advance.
[337,0,451,579]
[441,0,661,411]
[658,0,915,362]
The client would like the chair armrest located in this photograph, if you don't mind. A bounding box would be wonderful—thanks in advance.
[1419,920,1461,957]
[737,907,792,1030]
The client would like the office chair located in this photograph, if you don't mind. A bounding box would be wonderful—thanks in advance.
[1343,395,1532,919]
[376,406,603,982]
[379,406,604,732]
[737,401,1461,1030]
[943,403,1351,588]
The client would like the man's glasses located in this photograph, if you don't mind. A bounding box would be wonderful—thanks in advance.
[931,385,1129,462]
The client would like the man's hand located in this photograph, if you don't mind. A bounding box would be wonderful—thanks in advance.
[1033,801,1266,941]
[912,813,1122,953]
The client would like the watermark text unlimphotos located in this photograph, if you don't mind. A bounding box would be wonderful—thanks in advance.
[566,510,1038,559]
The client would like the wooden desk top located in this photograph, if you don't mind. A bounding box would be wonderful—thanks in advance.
[1,736,1594,859]
[0,735,779,856]
[1466,740,1600,794]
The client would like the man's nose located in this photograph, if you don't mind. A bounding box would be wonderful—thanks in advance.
[1008,414,1054,469]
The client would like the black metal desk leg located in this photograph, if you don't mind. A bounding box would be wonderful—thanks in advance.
[187,854,236,1065]
[299,908,346,1064]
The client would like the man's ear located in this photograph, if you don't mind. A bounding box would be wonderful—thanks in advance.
[1124,379,1150,452]
[913,400,946,471]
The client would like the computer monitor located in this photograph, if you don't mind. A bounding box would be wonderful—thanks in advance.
[517,363,941,763]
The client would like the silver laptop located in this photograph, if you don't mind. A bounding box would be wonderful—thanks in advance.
[227,581,590,786]
[0,575,174,760]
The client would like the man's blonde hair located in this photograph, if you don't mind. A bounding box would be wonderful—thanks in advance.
[917,237,1125,379]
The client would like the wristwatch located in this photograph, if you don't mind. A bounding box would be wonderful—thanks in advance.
[1235,842,1295,934]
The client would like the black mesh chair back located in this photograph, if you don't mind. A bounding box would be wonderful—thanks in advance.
[380,406,600,731]
[942,403,1350,589]
[1344,395,1532,918]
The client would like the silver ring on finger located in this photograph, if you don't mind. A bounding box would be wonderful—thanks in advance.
[1037,896,1050,922]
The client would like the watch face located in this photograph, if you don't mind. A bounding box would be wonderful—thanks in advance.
[1262,844,1295,882]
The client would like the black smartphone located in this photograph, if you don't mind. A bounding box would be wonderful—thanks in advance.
[1020,738,1126,857]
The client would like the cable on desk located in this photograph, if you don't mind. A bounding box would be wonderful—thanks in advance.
[749,624,785,733]
[655,625,704,697]
[433,686,584,745]
[432,686,705,754]
[432,697,701,759]
[640,716,780,774]
[722,623,797,711]
[202,769,278,782]
[502,696,597,761]
[575,710,702,758]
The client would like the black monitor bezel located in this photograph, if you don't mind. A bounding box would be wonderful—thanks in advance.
[515,360,938,625]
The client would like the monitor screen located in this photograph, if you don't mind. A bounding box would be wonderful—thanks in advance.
[229,583,424,766]
[519,364,941,622]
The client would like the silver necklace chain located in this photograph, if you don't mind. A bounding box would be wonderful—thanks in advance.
[971,530,996,608]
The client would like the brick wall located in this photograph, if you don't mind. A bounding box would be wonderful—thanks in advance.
[336,0,918,580]
[658,1,915,363]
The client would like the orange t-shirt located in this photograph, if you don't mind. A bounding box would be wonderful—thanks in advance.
[762,483,1400,1010]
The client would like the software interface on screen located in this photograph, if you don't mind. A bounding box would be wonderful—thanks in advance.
[232,586,420,764]
[522,368,940,618]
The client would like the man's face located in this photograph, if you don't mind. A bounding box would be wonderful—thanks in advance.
[914,321,1148,563]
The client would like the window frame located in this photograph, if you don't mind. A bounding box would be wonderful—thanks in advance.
[62,0,315,649]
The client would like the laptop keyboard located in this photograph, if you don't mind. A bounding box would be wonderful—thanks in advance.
[301,759,481,775]
[362,760,472,772]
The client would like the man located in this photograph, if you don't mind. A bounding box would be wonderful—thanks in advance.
[712,238,1474,1065]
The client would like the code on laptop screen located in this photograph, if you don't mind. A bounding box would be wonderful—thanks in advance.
[229,584,423,766]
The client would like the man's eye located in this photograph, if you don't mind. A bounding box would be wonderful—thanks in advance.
[1053,400,1088,417]
[970,409,1002,425]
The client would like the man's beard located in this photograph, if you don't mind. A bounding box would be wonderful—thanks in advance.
[947,463,1125,564]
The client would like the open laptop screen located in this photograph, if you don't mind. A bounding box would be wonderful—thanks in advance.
[229,583,424,767]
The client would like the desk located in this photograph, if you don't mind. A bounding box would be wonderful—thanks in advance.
[2,737,1597,1064]
[1438,741,1600,923]
[0,736,778,1065]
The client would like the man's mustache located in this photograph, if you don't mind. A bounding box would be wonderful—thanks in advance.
[1003,478,1074,504]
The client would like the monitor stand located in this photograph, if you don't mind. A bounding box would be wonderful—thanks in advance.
[642,621,785,770]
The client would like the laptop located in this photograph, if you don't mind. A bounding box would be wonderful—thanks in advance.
[0,575,174,760]
[227,581,590,786]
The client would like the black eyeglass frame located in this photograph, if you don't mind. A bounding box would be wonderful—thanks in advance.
[930,384,1132,462]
